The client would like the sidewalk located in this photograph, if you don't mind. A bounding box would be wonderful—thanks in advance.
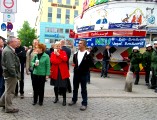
[23,67,157,98]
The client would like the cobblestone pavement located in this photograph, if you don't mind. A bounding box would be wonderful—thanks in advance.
[0,97,157,120]
[0,67,157,120]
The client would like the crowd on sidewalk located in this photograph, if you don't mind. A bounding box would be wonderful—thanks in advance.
[0,37,94,113]
[0,36,157,113]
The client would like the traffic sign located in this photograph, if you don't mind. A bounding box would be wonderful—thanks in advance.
[7,22,13,30]
[0,0,17,13]
[1,23,7,31]
[3,13,15,23]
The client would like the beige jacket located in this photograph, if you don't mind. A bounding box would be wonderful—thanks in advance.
[26,49,37,72]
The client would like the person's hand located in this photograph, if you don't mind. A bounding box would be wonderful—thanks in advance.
[26,69,30,75]
[46,76,49,79]
[56,52,60,56]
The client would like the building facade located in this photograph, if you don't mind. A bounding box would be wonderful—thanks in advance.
[35,0,83,48]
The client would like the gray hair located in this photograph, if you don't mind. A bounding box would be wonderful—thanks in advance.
[7,36,16,44]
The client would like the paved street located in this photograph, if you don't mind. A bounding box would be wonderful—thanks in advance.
[0,67,157,120]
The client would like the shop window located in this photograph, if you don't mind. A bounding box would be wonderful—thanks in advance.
[65,29,69,33]
[57,0,62,3]
[75,0,79,6]
[66,0,70,4]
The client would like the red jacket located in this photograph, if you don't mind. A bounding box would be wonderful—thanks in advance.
[50,50,70,80]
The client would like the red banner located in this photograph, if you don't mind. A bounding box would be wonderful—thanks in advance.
[75,30,146,38]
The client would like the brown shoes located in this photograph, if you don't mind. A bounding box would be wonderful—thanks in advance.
[5,108,19,113]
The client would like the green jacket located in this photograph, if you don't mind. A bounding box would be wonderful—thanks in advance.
[31,53,50,76]
[151,49,157,75]
[128,51,142,72]
[2,45,20,79]
[142,50,153,71]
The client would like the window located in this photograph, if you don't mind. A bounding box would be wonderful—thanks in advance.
[57,0,62,3]
[74,10,78,18]
[65,29,69,34]
[66,0,70,4]
[75,0,79,6]
[65,9,70,24]
[57,8,61,23]
[48,0,53,2]
[48,7,52,22]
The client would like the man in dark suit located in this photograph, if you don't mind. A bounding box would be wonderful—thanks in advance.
[0,39,4,97]
[15,39,26,99]
[60,40,72,93]
[101,45,111,78]
[68,39,94,111]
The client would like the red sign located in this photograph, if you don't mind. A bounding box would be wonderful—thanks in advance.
[74,30,146,39]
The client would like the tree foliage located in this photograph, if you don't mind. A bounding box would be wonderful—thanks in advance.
[17,21,37,47]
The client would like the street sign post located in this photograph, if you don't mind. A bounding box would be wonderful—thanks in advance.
[0,0,17,13]
[3,13,15,23]
[1,23,7,31]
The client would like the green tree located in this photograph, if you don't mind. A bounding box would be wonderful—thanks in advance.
[17,21,37,47]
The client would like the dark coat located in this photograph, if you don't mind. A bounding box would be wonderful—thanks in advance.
[103,49,111,61]
[2,45,20,78]
[151,49,157,75]
[15,45,26,64]
[0,50,3,77]
[73,51,94,75]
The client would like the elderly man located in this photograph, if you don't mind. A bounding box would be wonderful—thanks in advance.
[0,36,20,113]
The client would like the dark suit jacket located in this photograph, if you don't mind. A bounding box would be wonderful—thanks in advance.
[62,46,71,69]
[0,50,3,77]
[103,49,111,61]
[15,45,26,64]
[73,51,94,75]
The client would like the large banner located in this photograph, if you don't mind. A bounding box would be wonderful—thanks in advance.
[74,37,145,47]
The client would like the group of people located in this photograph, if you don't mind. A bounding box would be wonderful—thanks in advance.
[0,37,94,113]
[129,41,157,92]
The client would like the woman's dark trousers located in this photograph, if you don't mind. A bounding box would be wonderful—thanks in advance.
[32,75,46,104]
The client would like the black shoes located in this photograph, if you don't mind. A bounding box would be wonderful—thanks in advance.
[32,102,37,105]
[62,99,66,106]
[39,102,43,106]
[68,101,76,106]
[53,98,59,103]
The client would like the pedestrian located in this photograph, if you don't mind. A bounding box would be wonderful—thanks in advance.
[31,43,50,106]
[50,41,69,106]
[68,39,94,111]
[15,39,26,98]
[0,36,20,113]
[0,39,4,97]
[86,46,93,84]
[151,41,157,92]
[101,45,111,78]
[60,40,72,93]
[26,39,39,90]
[142,44,153,87]
[128,46,142,85]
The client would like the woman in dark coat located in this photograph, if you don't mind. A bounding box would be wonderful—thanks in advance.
[50,42,70,106]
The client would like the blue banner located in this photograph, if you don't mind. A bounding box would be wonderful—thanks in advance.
[108,23,139,29]
[74,37,145,47]
[77,25,95,33]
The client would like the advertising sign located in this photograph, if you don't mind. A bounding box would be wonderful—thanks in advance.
[74,37,145,47]
[109,23,139,29]
[3,13,15,22]
[0,0,17,13]
[77,25,95,33]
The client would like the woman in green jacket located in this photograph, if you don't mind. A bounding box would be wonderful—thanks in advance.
[31,43,50,106]
[128,46,142,85]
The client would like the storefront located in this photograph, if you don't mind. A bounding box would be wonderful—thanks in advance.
[70,0,157,75]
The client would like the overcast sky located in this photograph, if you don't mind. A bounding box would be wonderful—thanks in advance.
[0,0,39,38]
